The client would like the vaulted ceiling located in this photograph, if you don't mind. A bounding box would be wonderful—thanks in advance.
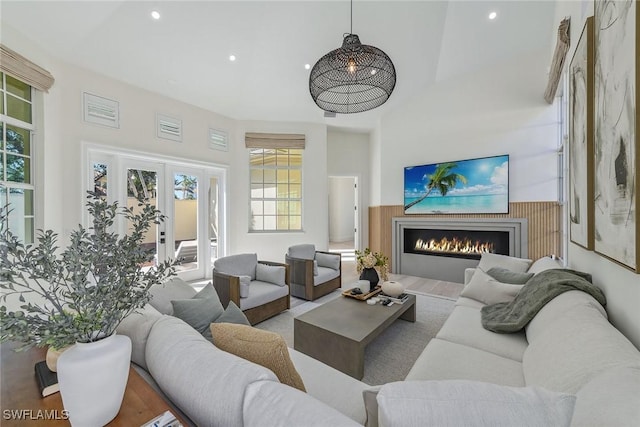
[0,1,557,131]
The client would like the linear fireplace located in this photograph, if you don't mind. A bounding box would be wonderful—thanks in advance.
[392,218,528,283]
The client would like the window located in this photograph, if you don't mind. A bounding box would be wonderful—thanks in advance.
[249,148,303,231]
[0,72,35,243]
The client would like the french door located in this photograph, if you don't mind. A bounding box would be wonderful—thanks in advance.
[86,145,226,281]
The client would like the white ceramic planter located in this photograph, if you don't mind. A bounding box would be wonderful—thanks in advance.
[381,281,405,297]
[57,334,132,427]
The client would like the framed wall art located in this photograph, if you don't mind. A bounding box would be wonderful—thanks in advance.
[594,0,639,272]
[569,16,595,250]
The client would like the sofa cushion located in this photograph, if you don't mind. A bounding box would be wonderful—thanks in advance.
[116,303,162,370]
[214,253,258,280]
[376,380,576,427]
[523,302,640,394]
[240,281,289,311]
[289,348,367,424]
[243,380,361,427]
[288,244,316,260]
[460,269,523,305]
[145,316,278,427]
[171,283,224,342]
[256,263,286,287]
[405,338,525,387]
[314,266,340,286]
[316,252,340,270]
[210,323,305,391]
[478,253,532,273]
[436,305,528,362]
[571,366,640,427]
[148,277,197,315]
[239,275,251,298]
[525,290,607,344]
[527,256,564,275]
[215,301,250,325]
[486,267,534,284]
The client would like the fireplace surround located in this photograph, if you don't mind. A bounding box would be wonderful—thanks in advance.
[392,217,528,283]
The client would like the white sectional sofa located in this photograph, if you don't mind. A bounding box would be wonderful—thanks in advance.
[118,256,640,426]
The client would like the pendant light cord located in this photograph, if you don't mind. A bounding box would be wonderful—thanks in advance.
[350,0,353,34]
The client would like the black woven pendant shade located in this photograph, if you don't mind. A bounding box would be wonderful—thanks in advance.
[309,33,396,114]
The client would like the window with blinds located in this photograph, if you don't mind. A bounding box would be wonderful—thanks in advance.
[0,71,35,243]
[246,133,304,232]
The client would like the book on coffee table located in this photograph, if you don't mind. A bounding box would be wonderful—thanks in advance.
[34,361,59,397]
[379,293,410,304]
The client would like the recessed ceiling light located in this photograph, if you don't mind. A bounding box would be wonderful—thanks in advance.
[229,55,236,62]
[488,11,497,20]
[304,64,311,70]
[151,10,161,20]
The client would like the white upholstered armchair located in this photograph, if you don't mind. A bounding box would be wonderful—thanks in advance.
[285,244,341,301]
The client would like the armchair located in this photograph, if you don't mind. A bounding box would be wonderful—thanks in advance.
[212,253,290,325]
[285,244,341,301]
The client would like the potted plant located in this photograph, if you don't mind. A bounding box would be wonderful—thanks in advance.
[355,248,389,291]
[0,192,175,426]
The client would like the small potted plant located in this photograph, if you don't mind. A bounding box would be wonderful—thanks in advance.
[0,192,175,426]
[355,248,389,291]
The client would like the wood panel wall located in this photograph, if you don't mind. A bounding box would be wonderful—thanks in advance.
[369,202,561,270]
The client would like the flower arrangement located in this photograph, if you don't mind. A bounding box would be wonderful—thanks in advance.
[355,248,389,281]
[0,192,176,351]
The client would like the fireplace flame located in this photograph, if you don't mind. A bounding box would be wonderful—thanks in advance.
[414,237,494,256]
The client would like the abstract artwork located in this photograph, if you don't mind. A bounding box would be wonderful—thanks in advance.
[594,0,638,271]
[569,17,594,250]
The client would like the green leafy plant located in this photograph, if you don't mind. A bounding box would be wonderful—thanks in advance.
[355,248,389,281]
[0,192,176,350]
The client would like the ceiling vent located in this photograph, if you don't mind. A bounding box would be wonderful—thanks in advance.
[83,92,119,128]
[209,128,229,151]
[156,114,182,142]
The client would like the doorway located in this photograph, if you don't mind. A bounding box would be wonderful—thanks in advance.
[85,145,226,281]
[328,176,358,260]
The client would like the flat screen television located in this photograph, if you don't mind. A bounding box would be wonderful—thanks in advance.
[404,154,509,214]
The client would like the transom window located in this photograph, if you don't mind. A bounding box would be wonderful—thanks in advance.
[0,72,35,243]
[249,148,302,231]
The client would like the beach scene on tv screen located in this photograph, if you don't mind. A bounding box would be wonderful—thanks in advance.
[404,155,509,214]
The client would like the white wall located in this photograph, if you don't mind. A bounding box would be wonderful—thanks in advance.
[231,121,329,261]
[328,177,355,243]
[377,49,559,206]
[553,0,640,349]
[327,129,371,249]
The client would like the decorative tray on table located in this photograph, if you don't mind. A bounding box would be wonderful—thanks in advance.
[342,286,382,301]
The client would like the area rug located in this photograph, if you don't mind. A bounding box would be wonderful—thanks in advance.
[255,291,456,386]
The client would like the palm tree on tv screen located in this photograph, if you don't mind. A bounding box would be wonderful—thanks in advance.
[404,162,467,210]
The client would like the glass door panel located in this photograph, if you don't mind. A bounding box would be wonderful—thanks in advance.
[173,173,199,273]
[209,176,219,264]
[126,167,158,271]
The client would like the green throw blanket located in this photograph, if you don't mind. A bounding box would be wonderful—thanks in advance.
[481,269,606,333]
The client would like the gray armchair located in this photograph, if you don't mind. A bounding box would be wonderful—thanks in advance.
[212,253,290,325]
[285,244,341,301]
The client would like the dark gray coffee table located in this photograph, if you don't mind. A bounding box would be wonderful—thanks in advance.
[293,294,416,379]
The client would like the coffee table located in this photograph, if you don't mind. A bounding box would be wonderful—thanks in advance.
[293,293,416,379]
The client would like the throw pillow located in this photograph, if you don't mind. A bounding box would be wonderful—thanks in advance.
[377,380,576,427]
[171,283,224,341]
[148,277,197,315]
[239,275,251,298]
[460,269,523,305]
[485,267,534,284]
[210,323,306,392]
[316,252,340,271]
[215,301,250,326]
[256,263,286,287]
[477,253,532,273]
[362,385,382,427]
